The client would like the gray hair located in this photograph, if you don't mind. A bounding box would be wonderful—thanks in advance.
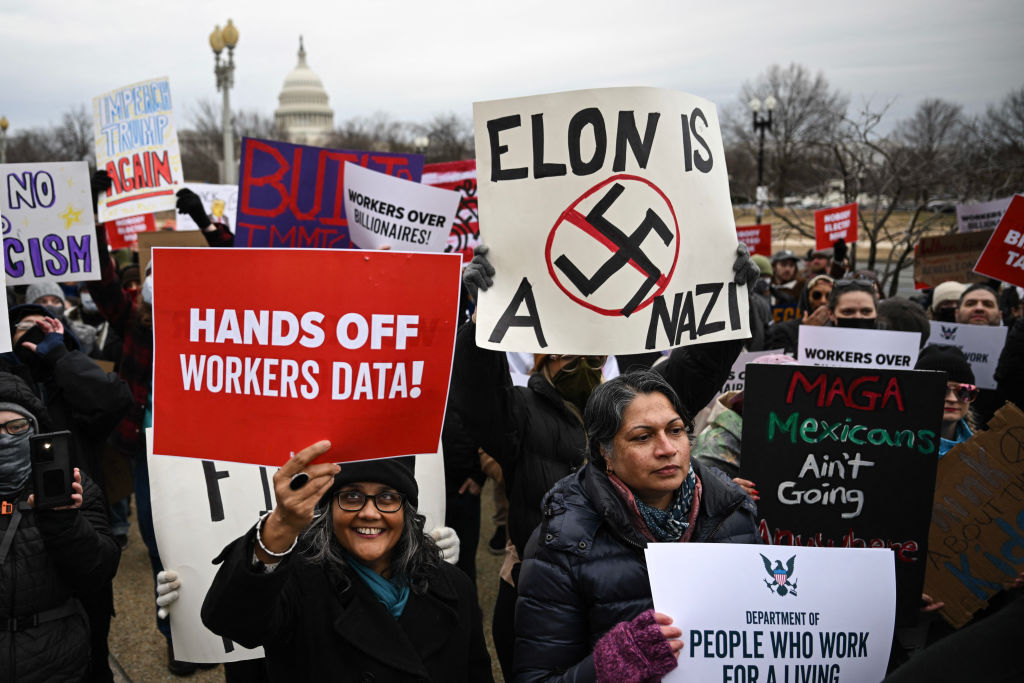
[584,370,690,470]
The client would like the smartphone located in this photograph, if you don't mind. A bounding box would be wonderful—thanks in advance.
[30,430,73,510]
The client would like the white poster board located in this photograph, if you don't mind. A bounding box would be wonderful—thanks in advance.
[0,208,7,352]
[646,544,895,683]
[472,87,748,354]
[798,327,920,370]
[720,348,785,394]
[1,161,100,286]
[343,162,461,252]
[956,196,1014,233]
[926,321,1008,390]
[174,182,239,231]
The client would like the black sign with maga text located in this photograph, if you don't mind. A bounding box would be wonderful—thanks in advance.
[741,364,946,623]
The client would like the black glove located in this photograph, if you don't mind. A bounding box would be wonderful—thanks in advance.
[175,188,211,230]
[462,246,495,300]
[732,243,760,288]
[91,170,112,214]
[832,238,847,265]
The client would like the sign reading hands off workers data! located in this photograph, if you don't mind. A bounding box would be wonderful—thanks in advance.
[152,248,462,467]
[798,326,921,370]
[472,87,748,354]
[646,544,895,683]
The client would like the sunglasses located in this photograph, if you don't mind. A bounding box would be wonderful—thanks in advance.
[833,279,876,293]
[551,355,607,371]
[945,382,979,403]
[809,289,830,301]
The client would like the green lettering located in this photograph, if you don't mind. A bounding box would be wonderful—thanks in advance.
[768,411,800,443]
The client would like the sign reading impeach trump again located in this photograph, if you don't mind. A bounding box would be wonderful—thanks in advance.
[472,87,749,355]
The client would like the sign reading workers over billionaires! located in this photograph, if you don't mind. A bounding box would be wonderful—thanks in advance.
[152,248,462,467]
[473,88,749,355]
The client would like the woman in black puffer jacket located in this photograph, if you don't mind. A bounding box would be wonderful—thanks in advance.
[514,371,759,682]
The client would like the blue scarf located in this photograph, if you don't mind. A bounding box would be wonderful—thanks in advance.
[344,552,410,620]
[634,466,697,542]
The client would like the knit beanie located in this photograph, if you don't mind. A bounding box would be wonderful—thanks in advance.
[931,281,967,313]
[331,457,418,509]
[915,345,975,385]
[25,282,66,308]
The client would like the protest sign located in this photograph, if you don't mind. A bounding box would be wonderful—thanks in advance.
[741,364,945,622]
[957,195,1014,233]
[925,321,1008,390]
[719,348,785,394]
[234,137,424,249]
[105,213,156,250]
[1,161,100,285]
[736,224,771,257]
[175,182,238,231]
[798,326,920,370]
[93,76,183,221]
[343,162,461,252]
[422,160,480,262]
[973,195,1024,288]
[147,428,447,663]
[137,230,207,276]
[913,229,993,289]
[923,402,1024,628]
[0,229,8,352]
[814,203,857,250]
[472,87,749,354]
[152,248,461,467]
[647,544,895,683]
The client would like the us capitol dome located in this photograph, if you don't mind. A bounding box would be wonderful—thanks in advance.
[274,36,334,145]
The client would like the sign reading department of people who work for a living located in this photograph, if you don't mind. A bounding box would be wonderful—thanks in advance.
[93,76,184,222]
[814,203,857,250]
[472,87,749,355]
[174,182,238,231]
[1,161,100,286]
[646,544,895,683]
[973,194,1024,289]
[956,195,1013,233]
[234,137,424,249]
[926,321,1008,390]
[151,248,462,467]
[343,162,462,252]
[798,326,920,370]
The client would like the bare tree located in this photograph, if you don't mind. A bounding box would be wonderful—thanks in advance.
[179,99,283,182]
[4,105,94,165]
[326,113,415,153]
[413,113,474,163]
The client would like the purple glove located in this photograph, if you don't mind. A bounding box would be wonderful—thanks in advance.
[593,609,678,683]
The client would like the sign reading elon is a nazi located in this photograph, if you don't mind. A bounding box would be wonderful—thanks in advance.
[472,87,749,354]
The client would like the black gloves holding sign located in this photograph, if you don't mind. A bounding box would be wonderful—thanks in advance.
[175,189,212,230]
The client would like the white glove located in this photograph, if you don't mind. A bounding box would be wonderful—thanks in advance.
[156,570,181,619]
[431,526,460,565]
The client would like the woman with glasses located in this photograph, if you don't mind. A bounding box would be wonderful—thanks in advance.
[202,443,492,682]
[766,274,834,355]
[914,345,978,457]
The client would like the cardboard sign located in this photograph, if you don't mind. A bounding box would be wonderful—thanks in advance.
[923,403,1024,628]
[646,544,895,683]
[719,348,785,394]
[741,364,945,622]
[472,87,748,354]
[1,161,100,285]
[422,160,480,263]
[973,195,1024,288]
[93,76,184,221]
[137,230,208,277]
[814,203,858,250]
[343,162,461,253]
[925,321,1008,390]
[175,182,238,231]
[105,213,156,250]
[152,248,461,467]
[798,326,920,370]
[234,137,424,249]
[913,229,993,289]
[957,196,1013,233]
[736,224,771,257]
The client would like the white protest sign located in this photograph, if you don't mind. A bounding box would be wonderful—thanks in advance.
[0,209,8,352]
[174,182,238,231]
[1,161,100,286]
[646,544,895,683]
[956,196,1013,233]
[148,428,446,664]
[925,321,1008,390]
[798,326,920,370]
[473,87,748,354]
[344,162,461,252]
[720,348,785,394]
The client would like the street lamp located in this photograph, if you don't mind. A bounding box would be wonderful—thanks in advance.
[749,95,776,223]
[0,116,8,164]
[413,135,430,157]
[210,20,240,184]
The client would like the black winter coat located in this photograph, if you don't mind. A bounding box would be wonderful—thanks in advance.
[514,461,760,682]
[202,526,493,683]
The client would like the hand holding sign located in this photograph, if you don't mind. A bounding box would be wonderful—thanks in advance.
[259,440,338,560]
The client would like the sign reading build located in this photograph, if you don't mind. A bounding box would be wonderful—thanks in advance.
[472,87,748,354]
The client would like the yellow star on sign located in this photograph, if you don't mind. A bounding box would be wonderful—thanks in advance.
[59,204,83,230]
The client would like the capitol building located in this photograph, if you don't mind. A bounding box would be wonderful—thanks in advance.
[274,37,334,145]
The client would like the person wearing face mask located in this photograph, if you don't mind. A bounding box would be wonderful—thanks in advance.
[826,279,879,329]
[929,281,967,323]
[765,273,834,355]
[25,282,101,356]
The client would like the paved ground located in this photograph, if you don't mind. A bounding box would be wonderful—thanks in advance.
[108,481,506,681]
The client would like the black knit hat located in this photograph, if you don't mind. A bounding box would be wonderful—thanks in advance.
[331,457,418,509]
[915,345,975,385]
[0,371,51,430]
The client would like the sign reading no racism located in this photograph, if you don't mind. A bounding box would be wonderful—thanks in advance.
[814,203,858,250]
[472,87,749,355]
[152,248,462,466]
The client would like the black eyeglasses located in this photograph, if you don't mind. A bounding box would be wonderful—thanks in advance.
[0,418,32,435]
[336,490,405,513]
[945,382,979,403]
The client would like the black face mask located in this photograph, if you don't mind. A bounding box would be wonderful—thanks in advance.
[13,325,46,372]
[836,317,878,330]
[934,308,957,323]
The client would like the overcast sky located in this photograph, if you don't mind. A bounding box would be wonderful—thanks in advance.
[2,0,1021,134]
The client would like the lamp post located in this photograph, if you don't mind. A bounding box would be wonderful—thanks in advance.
[210,20,240,184]
[749,95,776,224]
[0,117,8,164]
[413,135,430,159]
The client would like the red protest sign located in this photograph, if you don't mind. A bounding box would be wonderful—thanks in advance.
[104,213,157,250]
[814,203,858,249]
[152,248,462,466]
[735,224,771,257]
[973,194,1024,288]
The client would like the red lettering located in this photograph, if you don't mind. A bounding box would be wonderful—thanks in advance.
[788,371,902,412]
[241,140,289,217]
[371,154,409,178]
[882,377,905,412]
[104,161,123,194]
[287,148,323,220]
[324,152,359,225]
[238,221,267,247]
[786,371,827,405]
[118,157,132,192]
[847,375,881,410]
[151,150,172,186]
[132,154,146,189]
